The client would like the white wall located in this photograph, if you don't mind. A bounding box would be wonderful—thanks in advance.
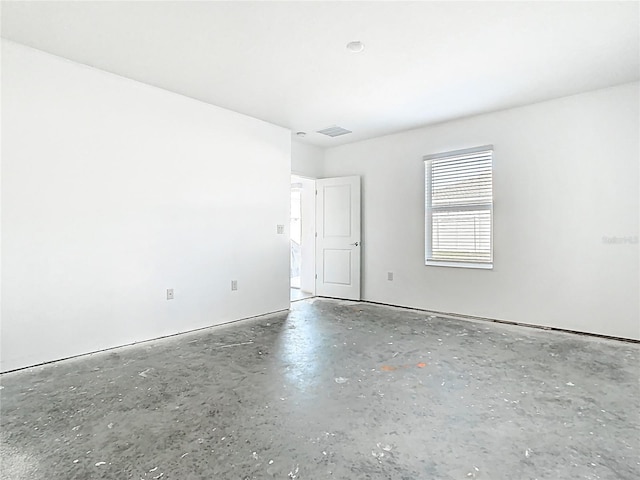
[1,41,291,372]
[324,83,640,340]
[291,140,324,179]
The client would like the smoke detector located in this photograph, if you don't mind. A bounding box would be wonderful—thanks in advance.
[346,41,365,53]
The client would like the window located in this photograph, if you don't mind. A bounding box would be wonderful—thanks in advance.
[425,145,493,269]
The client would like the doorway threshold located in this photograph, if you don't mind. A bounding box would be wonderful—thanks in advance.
[290,288,314,302]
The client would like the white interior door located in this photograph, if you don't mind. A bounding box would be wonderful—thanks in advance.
[315,176,361,300]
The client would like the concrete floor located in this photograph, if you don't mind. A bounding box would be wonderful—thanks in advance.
[1,298,638,480]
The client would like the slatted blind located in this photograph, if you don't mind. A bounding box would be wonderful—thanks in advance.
[425,146,493,266]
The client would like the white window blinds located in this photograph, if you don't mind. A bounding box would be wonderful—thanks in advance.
[425,146,493,267]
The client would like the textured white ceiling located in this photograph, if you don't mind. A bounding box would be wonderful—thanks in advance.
[2,1,638,147]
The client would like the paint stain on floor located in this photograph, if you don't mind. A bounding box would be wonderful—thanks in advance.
[379,363,427,372]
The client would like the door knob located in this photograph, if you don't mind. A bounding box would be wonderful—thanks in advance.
[350,242,359,247]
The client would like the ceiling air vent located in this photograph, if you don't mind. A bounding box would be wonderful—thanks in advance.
[316,125,352,137]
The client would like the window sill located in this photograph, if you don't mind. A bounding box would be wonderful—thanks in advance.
[425,260,493,270]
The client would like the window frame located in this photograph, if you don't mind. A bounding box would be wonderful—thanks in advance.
[424,145,494,270]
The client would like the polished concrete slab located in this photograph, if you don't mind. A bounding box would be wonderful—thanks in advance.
[1,298,638,480]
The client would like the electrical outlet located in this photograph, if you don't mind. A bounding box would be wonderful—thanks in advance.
[167,288,174,300]
[231,280,238,291]
[387,272,394,281]
[276,224,285,234]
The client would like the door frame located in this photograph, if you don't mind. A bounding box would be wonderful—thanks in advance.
[290,174,317,297]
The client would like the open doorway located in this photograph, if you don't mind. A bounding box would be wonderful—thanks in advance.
[290,175,315,301]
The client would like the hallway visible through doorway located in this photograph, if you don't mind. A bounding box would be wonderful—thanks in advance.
[290,175,315,302]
